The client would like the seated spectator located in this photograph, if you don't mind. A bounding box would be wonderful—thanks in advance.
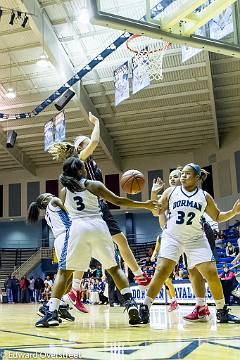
[44,275,53,288]
[81,279,90,303]
[225,241,236,257]
[90,279,100,304]
[42,283,51,302]
[179,268,189,280]
[98,278,108,305]
[215,232,224,249]
[219,230,226,240]
[95,265,102,279]
[219,264,240,304]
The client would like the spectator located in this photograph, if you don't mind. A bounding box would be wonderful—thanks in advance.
[42,283,51,302]
[98,278,108,304]
[44,275,53,288]
[34,277,44,302]
[12,276,20,303]
[215,232,224,249]
[95,265,102,279]
[80,279,90,303]
[4,275,13,304]
[29,276,35,302]
[219,264,240,303]
[226,241,236,257]
[20,276,29,303]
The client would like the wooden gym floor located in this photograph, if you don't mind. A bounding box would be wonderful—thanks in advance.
[0,304,239,359]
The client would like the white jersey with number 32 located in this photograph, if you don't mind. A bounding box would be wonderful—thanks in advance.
[164,186,207,242]
[64,178,102,218]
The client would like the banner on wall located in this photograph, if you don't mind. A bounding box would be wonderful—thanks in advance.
[131,282,215,304]
[114,61,129,106]
[44,119,54,152]
[54,111,66,143]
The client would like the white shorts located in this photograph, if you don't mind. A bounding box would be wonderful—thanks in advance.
[159,233,215,269]
[54,216,117,271]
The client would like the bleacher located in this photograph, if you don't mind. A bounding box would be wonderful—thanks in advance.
[0,248,38,290]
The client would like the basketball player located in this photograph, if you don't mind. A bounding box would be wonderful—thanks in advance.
[34,157,158,327]
[151,234,178,311]
[151,169,213,321]
[27,193,76,324]
[49,113,151,311]
[140,163,240,324]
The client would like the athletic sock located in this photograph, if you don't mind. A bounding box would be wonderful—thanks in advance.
[144,296,154,309]
[215,298,225,310]
[196,297,206,307]
[48,298,60,312]
[72,279,81,291]
[133,269,143,277]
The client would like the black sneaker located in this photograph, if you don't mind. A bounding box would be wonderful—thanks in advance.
[216,305,240,323]
[139,304,150,324]
[35,310,60,328]
[58,304,75,322]
[123,299,141,325]
[37,303,48,317]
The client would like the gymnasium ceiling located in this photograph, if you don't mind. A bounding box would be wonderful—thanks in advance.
[0,0,240,175]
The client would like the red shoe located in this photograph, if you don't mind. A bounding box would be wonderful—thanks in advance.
[134,272,151,288]
[168,300,178,312]
[67,289,89,313]
[183,305,211,322]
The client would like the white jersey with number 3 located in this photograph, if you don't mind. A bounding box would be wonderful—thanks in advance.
[164,186,207,242]
[64,178,102,218]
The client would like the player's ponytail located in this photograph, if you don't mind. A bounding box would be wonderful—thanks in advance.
[59,174,82,193]
[60,157,85,193]
[200,168,209,182]
[27,193,50,224]
[27,202,40,224]
[48,142,75,161]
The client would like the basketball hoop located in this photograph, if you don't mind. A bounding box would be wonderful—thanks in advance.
[126,34,171,81]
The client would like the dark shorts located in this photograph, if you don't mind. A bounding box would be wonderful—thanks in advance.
[99,200,121,236]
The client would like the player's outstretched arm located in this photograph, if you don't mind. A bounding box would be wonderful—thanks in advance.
[86,180,159,213]
[205,193,240,222]
[151,178,165,201]
[79,113,100,161]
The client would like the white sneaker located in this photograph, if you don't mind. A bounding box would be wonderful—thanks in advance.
[231,288,240,298]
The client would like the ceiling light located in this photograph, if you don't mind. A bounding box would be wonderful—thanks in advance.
[78,8,89,24]
[37,53,50,67]
[9,11,15,25]
[5,88,16,99]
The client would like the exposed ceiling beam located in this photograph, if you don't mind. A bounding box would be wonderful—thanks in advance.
[95,89,210,109]
[0,125,36,175]
[204,52,219,148]
[17,0,122,170]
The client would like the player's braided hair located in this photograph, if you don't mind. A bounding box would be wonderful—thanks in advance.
[48,142,76,161]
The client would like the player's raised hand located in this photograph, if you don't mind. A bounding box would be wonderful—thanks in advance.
[232,199,240,215]
[89,112,99,125]
[151,177,165,193]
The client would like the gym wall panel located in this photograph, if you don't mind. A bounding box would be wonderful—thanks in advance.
[148,169,163,198]
[27,181,40,208]
[234,151,240,193]
[46,180,58,197]
[9,183,21,217]
[105,174,120,209]
[217,160,232,197]
[0,185,3,217]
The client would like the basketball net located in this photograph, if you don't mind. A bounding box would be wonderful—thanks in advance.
[126,34,171,81]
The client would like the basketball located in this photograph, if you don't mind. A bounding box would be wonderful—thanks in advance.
[120,169,145,194]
